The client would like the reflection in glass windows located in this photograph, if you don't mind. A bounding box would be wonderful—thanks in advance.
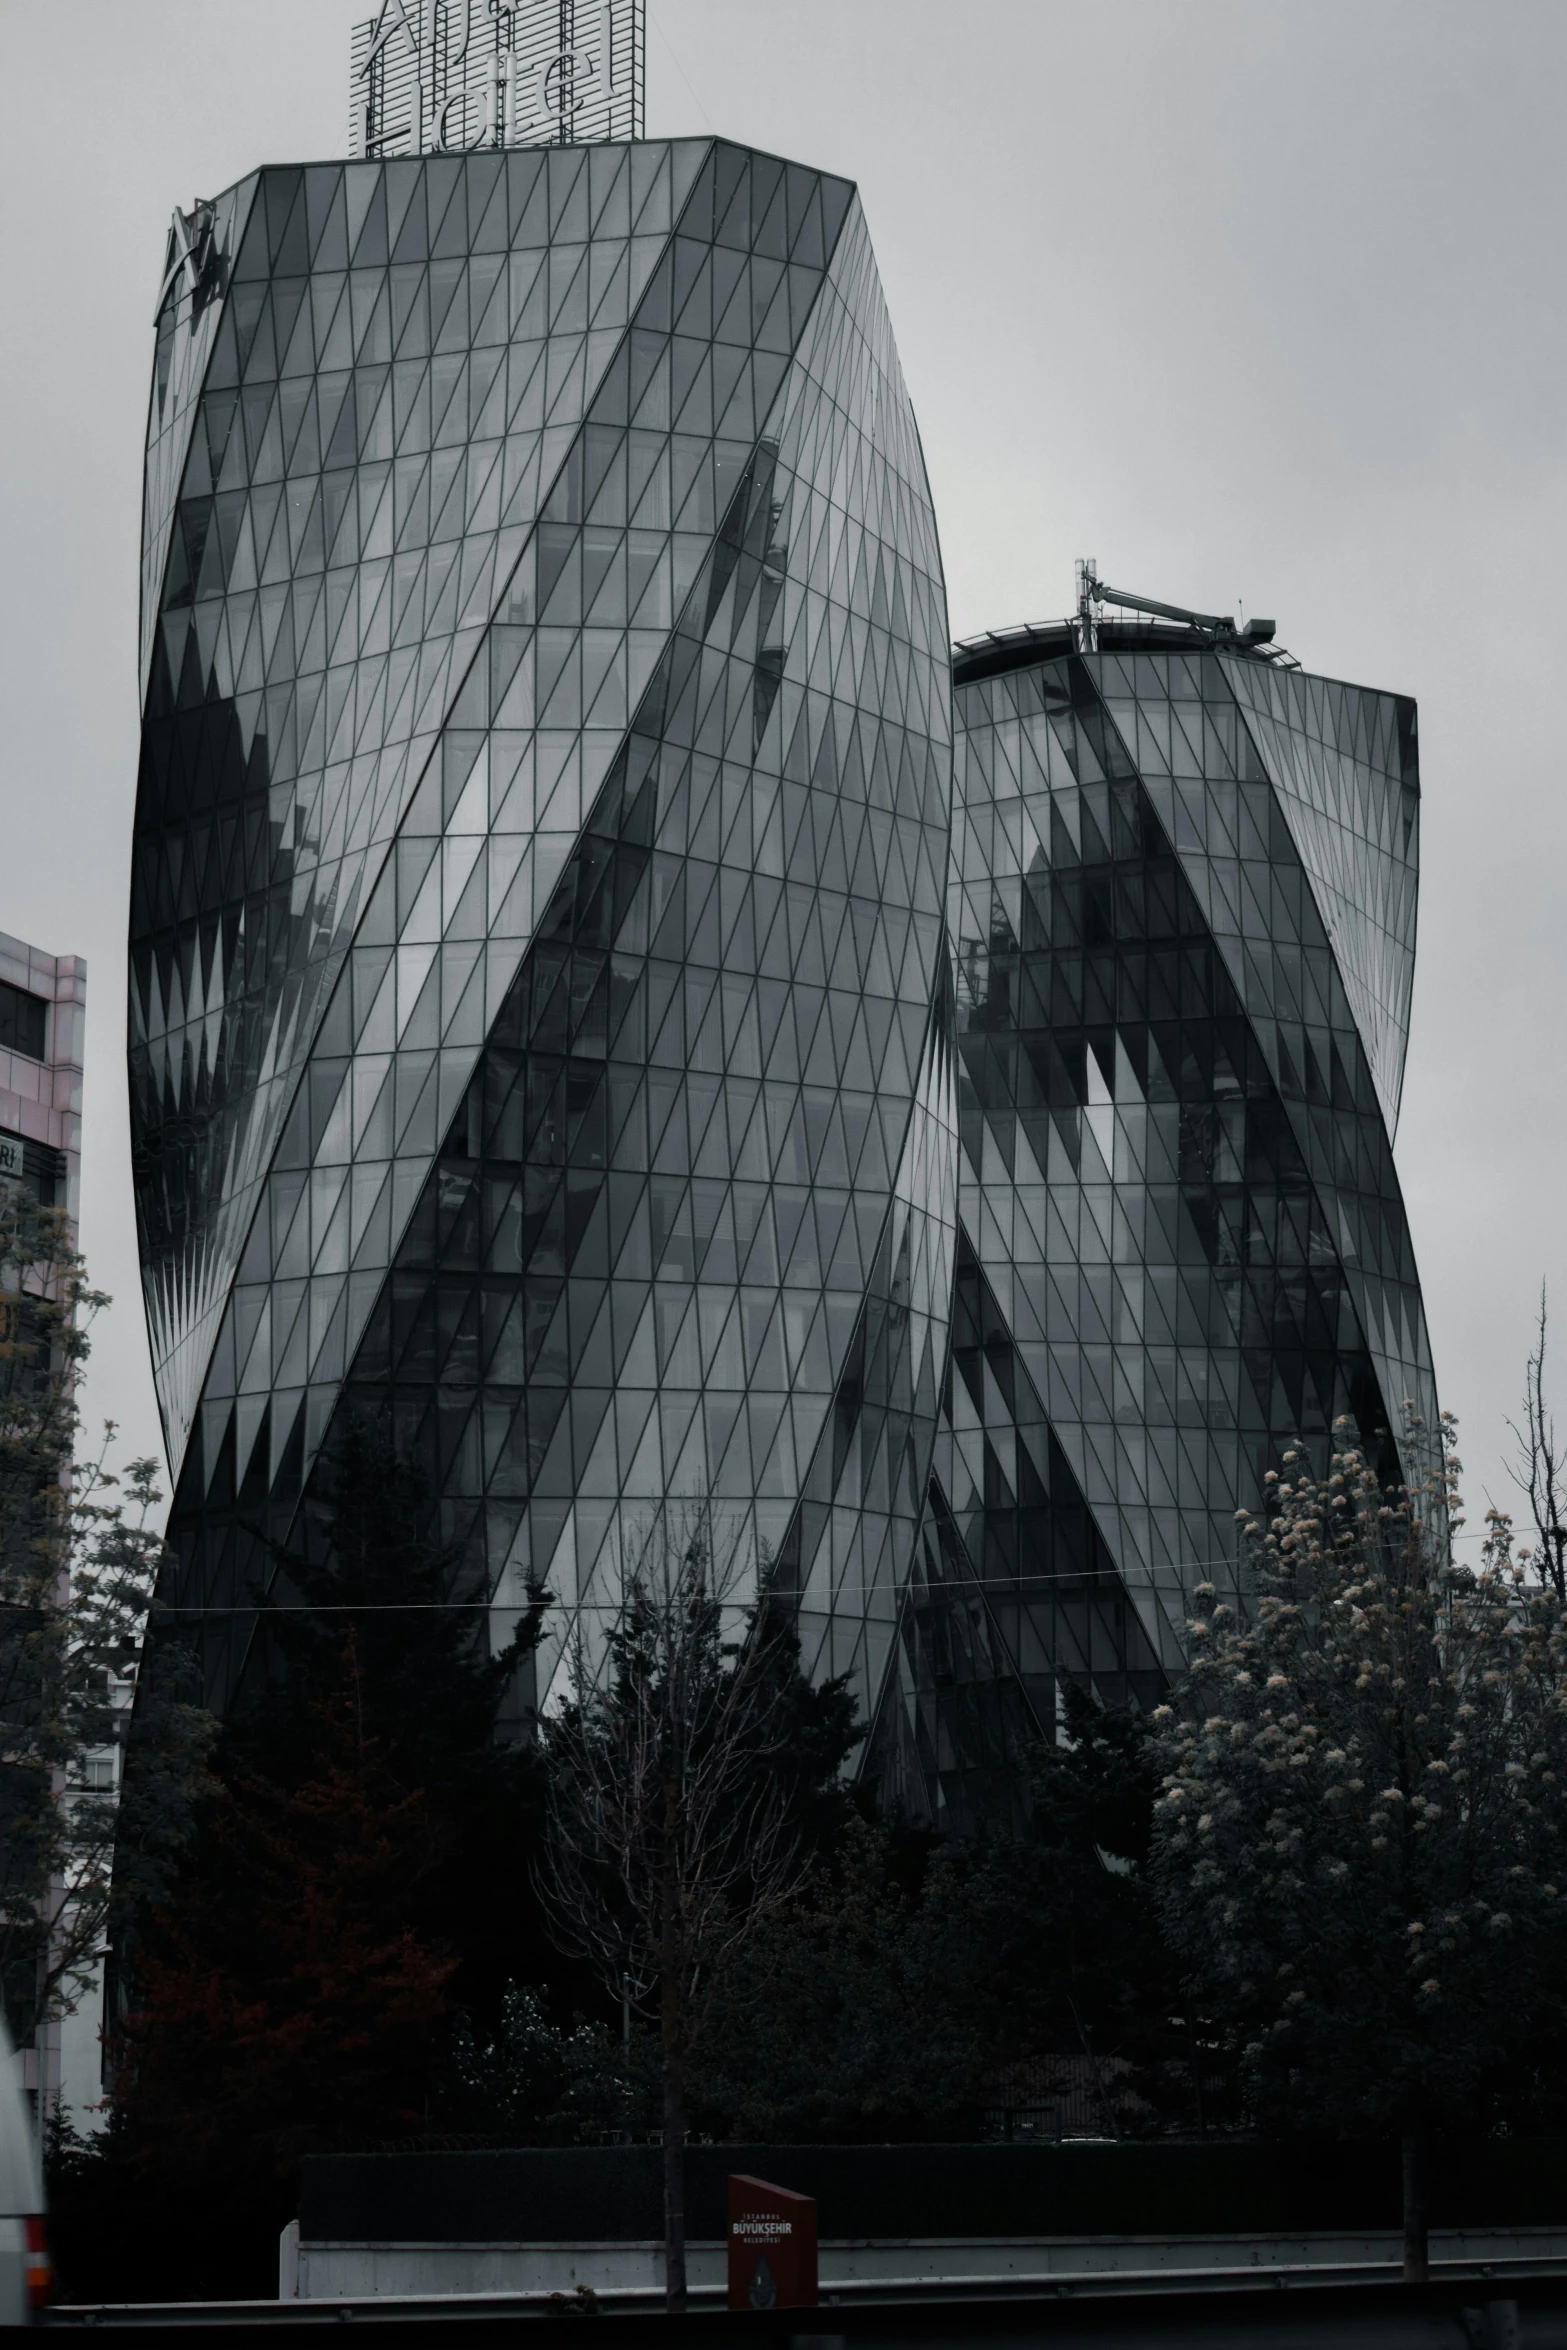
[867,629,1437,1833]
[129,143,955,1736]
[0,986,47,1066]
[131,147,1437,1834]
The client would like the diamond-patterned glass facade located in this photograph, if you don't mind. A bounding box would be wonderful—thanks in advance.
[132,143,1437,1832]
[863,631,1436,1832]
[130,142,955,1727]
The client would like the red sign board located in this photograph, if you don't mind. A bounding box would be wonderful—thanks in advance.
[727,2174,818,2311]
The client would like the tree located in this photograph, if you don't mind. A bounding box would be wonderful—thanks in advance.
[0,1191,206,2060]
[231,1423,555,2026]
[998,1689,1186,2124]
[115,1423,556,2152]
[1510,1288,1567,1600]
[693,1689,1192,2145]
[536,1504,857,2312]
[115,1639,456,2165]
[1152,1416,1567,2280]
[69,1431,554,2303]
[79,1640,458,2304]
[688,1814,990,2141]
[445,1982,630,2145]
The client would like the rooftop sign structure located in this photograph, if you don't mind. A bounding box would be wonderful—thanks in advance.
[349,0,644,157]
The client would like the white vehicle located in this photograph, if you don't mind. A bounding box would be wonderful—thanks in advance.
[0,2012,48,2322]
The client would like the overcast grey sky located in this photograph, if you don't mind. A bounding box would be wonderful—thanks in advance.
[0,0,1561,1548]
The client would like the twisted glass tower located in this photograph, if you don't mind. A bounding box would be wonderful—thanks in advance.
[864,629,1437,1832]
[131,144,1435,1827]
[863,621,1436,1829]
[130,142,955,1722]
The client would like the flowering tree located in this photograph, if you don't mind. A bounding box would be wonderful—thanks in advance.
[1152,1417,1567,2280]
[445,1982,630,2145]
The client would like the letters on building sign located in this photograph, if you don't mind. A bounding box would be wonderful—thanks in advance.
[726,2177,818,2312]
[354,0,638,156]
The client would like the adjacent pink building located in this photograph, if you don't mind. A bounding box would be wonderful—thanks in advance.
[0,934,84,1235]
[0,933,86,2132]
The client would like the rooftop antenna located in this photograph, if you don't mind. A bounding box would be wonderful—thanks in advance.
[1074,558,1099,654]
[1073,563,1276,650]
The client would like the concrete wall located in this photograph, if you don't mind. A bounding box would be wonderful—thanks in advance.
[287,2227,1567,2301]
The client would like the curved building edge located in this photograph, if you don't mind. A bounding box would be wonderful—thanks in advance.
[129,138,957,1742]
[865,627,1438,1833]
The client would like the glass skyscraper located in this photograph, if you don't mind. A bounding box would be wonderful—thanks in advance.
[131,143,1434,1828]
[863,620,1436,1829]
[130,141,955,1726]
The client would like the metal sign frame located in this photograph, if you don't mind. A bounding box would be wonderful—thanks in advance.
[350,0,645,157]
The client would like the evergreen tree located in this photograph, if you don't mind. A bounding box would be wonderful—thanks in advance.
[692,1688,1190,2143]
[688,1814,990,2141]
[232,1423,553,2026]
[73,1427,555,2301]
[115,1641,455,2162]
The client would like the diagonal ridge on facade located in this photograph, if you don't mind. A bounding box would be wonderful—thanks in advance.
[866,630,1437,1831]
[131,140,955,1727]
[130,139,1436,1833]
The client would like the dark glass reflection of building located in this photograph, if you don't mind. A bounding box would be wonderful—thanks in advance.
[129,142,956,1732]
[129,136,1438,1836]
[866,617,1437,1832]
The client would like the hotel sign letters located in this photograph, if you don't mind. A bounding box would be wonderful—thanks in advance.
[350,0,643,158]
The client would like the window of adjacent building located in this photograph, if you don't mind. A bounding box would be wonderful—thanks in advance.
[0,1131,60,1209]
[0,984,47,1063]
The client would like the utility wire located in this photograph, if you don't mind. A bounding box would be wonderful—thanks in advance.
[646,3,715,133]
[123,1562,1246,1619]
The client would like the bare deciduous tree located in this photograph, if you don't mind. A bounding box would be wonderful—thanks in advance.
[536,1504,806,2313]
[1509,1287,1567,1600]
